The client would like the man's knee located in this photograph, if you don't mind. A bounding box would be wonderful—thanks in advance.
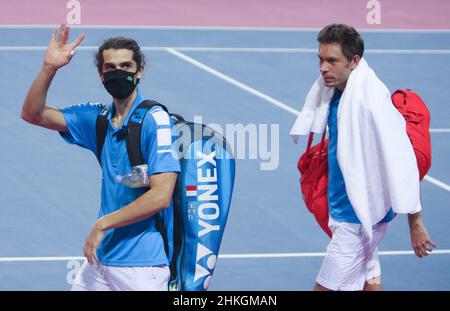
[363,277,382,291]
[314,282,332,291]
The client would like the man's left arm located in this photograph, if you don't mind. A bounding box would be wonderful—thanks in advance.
[83,172,177,264]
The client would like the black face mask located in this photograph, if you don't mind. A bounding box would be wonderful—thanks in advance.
[102,69,139,99]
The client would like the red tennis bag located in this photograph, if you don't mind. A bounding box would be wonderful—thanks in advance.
[297,89,431,237]
[297,131,332,238]
[391,89,432,180]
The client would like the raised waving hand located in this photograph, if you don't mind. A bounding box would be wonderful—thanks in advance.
[44,23,85,71]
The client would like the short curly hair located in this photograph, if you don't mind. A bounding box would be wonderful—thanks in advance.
[95,37,146,72]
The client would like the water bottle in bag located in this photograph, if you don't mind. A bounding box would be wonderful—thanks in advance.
[115,164,149,188]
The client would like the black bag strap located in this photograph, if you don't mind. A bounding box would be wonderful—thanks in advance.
[95,105,111,165]
[126,100,169,167]
[169,113,185,124]
[95,100,169,166]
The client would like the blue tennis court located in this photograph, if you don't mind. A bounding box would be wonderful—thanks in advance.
[0,26,449,290]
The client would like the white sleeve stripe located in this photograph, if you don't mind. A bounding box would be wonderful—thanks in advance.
[157,145,172,150]
[157,128,172,147]
[151,110,170,126]
[157,149,172,154]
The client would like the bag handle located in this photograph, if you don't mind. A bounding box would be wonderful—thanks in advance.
[306,132,314,152]
[319,130,326,151]
[306,130,327,153]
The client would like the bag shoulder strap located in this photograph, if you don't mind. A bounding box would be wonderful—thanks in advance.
[95,105,111,165]
[126,100,169,167]
[305,130,327,153]
[95,100,169,167]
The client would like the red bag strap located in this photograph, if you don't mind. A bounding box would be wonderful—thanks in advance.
[319,130,326,150]
[306,130,327,152]
[306,132,314,152]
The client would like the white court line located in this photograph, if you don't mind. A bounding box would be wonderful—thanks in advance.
[0,46,164,51]
[1,24,450,33]
[167,48,450,193]
[430,129,450,133]
[220,250,450,259]
[367,49,450,55]
[424,176,450,192]
[1,250,450,262]
[0,256,85,262]
[181,48,450,55]
[2,46,450,55]
[166,47,300,115]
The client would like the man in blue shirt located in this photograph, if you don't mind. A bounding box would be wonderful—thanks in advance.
[21,24,180,290]
[313,24,435,291]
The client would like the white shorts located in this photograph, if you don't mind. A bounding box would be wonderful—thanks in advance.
[316,217,389,291]
[71,261,170,291]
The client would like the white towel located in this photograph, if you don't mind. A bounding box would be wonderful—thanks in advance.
[290,58,422,239]
[290,77,334,142]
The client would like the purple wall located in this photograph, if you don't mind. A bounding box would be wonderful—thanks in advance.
[0,0,449,29]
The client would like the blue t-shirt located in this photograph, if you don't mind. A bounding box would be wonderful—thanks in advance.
[59,88,180,266]
[327,89,394,224]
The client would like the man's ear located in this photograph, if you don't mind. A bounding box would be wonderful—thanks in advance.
[350,55,361,70]
[136,66,144,80]
[99,69,104,82]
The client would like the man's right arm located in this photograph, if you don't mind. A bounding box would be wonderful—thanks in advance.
[21,23,85,132]
[21,66,67,132]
